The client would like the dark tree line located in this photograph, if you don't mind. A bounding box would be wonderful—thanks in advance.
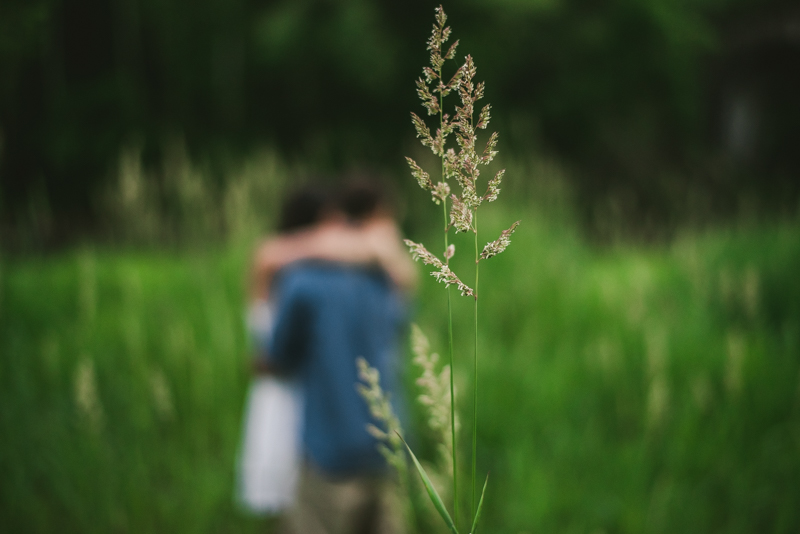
[1,0,798,243]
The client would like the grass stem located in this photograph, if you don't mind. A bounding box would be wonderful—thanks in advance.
[472,212,479,518]
[441,77,458,528]
[443,201,458,529]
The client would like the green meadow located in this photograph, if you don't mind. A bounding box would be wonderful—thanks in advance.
[2,193,798,532]
[4,1,800,532]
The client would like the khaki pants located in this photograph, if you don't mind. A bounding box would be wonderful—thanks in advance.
[279,462,405,534]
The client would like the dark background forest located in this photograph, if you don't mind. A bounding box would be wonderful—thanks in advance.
[2,0,799,246]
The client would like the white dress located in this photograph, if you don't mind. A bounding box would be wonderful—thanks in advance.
[237,300,304,514]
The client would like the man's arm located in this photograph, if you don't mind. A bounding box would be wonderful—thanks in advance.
[362,217,418,292]
[249,219,417,306]
[285,219,418,292]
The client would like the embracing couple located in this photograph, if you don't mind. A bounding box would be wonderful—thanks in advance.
[238,177,416,534]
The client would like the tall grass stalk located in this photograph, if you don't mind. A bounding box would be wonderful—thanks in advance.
[404,5,519,532]
[444,203,458,528]
[436,24,458,526]
[472,219,478,517]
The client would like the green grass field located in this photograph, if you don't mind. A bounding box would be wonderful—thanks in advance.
[2,206,799,533]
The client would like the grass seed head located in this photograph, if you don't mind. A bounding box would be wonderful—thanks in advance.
[432,181,451,205]
[410,324,458,467]
[74,357,103,430]
[431,264,474,297]
[404,240,474,296]
[355,357,405,467]
[417,78,440,116]
[476,104,491,130]
[480,221,521,260]
[450,194,473,233]
[484,169,505,202]
[405,157,433,191]
[481,131,499,165]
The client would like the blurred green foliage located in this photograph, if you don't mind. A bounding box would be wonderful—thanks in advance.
[0,248,261,532]
[1,195,798,532]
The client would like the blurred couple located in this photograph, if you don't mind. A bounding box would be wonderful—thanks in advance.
[237,177,416,534]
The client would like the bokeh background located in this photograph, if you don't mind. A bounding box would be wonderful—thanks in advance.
[1,0,799,532]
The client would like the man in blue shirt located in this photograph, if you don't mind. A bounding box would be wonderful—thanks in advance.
[269,262,405,475]
[267,181,412,534]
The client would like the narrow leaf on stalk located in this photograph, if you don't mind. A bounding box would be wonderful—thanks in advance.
[469,473,489,534]
[397,432,459,534]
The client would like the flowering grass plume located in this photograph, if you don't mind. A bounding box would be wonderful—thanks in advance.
[401,5,520,533]
[74,357,103,431]
[405,6,519,286]
[480,221,521,260]
[404,239,473,297]
[356,357,407,480]
[411,324,458,476]
[356,351,457,528]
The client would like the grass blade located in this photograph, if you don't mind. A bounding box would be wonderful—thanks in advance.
[470,473,489,534]
[396,431,459,534]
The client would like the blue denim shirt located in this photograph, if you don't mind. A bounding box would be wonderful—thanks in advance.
[268,261,406,476]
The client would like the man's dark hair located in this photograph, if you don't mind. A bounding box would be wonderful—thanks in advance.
[277,185,329,232]
[337,176,387,222]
